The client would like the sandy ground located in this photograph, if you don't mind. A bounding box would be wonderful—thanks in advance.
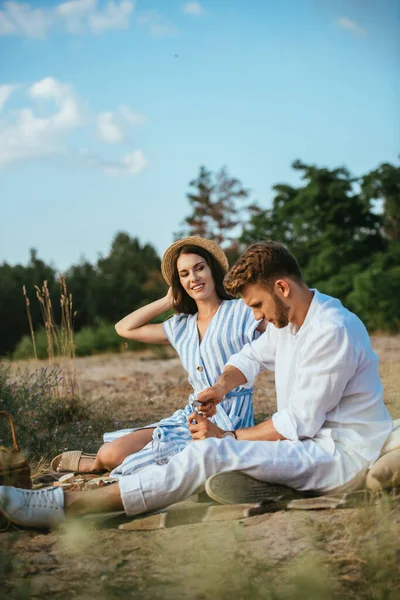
[74,335,400,424]
[2,336,400,599]
[74,348,278,427]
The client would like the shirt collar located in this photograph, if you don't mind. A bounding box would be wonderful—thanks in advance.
[289,288,319,336]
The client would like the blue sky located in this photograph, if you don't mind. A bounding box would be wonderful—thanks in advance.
[1,0,399,270]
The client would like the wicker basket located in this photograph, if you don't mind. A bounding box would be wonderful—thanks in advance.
[0,411,31,489]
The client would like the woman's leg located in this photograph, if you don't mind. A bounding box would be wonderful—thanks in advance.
[71,428,156,472]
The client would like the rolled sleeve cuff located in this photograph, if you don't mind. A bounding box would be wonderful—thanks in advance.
[118,473,148,516]
[226,354,257,389]
[272,409,300,441]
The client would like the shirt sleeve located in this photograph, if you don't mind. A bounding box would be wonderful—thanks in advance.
[272,325,359,440]
[227,326,277,389]
[162,314,187,349]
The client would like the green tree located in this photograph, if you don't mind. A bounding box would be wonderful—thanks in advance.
[179,166,252,246]
[95,232,165,322]
[65,259,99,329]
[0,249,58,356]
[241,160,385,301]
[362,161,400,241]
[348,242,400,332]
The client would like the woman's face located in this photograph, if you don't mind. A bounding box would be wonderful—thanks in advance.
[176,252,216,302]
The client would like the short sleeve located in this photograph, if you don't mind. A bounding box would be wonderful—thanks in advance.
[162,313,188,349]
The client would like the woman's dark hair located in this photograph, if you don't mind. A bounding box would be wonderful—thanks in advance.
[171,245,233,314]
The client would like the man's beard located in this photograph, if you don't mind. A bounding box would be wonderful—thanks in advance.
[272,293,290,328]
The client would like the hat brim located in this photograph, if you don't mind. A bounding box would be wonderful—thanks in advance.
[161,236,229,286]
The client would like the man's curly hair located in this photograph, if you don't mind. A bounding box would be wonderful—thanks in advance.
[224,241,304,295]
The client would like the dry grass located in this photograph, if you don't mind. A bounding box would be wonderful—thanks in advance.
[1,335,399,599]
[23,276,79,402]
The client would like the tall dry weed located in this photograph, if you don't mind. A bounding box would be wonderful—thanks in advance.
[23,276,79,403]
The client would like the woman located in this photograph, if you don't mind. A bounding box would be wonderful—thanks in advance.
[51,236,264,476]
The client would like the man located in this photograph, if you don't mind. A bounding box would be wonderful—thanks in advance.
[0,242,393,527]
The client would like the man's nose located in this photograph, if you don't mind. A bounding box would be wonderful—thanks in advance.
[253,308,263,321]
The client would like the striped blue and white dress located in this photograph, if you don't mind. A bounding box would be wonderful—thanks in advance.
[104,299,260,477]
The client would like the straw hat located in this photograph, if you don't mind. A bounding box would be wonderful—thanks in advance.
[161,236,229,286]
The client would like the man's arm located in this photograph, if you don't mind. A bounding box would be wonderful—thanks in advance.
[272,325,358,441]
[188,413,286,441]
[235,419,286,441]
[196,366,247,415]
[197,329,276,416]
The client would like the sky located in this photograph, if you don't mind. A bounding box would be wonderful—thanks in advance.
[1,0,399,271]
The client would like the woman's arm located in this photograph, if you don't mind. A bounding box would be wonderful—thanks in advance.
[115,288,173,344]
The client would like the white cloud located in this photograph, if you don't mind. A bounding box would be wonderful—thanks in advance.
[57,0,134,34]
[0,0,134,38]
[137,10,178,38]
[0,1,179,40]
[97,105,146,143]
[0,84,18,110]
[88,0,133,32]
[182,2,203,16]
[336,17,366,37]
[97,111,125,144]
[55,0,96,34]
[0,77,83,165]
[0,1,51,39]
[118,104,146,126]
[103,150,147,175]
[79,148,147,175]
[0,77,147,176]
[29,77,82,128]
[56,0,96,18]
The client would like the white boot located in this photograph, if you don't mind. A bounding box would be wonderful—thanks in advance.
[0,486,65,528]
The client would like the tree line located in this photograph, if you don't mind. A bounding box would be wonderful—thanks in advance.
[1,158,399,357]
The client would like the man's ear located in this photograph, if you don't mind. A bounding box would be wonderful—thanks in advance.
[274,279,291,298]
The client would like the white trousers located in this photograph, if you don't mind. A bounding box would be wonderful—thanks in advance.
[119,437,369,517]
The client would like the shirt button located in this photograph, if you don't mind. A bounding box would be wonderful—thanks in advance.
[197,365,203,372]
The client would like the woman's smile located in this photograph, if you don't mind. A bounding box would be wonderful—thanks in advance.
[191,283,205,292]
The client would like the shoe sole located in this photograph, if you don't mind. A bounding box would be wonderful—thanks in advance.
[0,495,26,527]
[205,471,308,505]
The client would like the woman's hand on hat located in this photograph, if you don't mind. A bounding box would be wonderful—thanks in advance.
[165,287,174,309]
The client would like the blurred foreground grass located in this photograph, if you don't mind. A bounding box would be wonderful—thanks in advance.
[1,493,399,599]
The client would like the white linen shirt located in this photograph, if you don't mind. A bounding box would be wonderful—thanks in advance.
[227,290,393,465]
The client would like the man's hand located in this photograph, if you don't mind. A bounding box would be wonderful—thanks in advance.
[196,384,225,417]
[188,412,224,440]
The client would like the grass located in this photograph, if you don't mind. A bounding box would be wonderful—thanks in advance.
[23,276,79,400]
[0,332,399,599]
[15,275,174,361]
[0,533,31,599]
[0,362,134,462]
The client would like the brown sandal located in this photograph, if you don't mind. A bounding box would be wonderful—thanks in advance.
[50,451,106,474]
